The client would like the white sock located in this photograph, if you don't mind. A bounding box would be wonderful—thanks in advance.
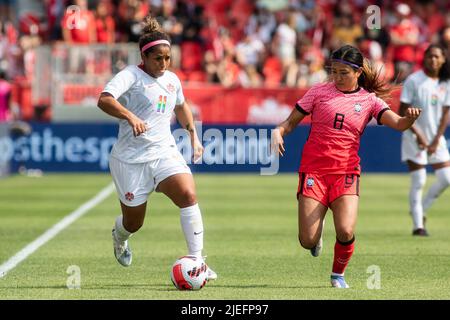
[423,167,450,213]
[410,169,426,229]
[114,215,132,242]
[180,203,204,257]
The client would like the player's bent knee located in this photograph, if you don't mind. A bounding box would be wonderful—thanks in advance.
[180,189,197,207]
[298,235,315,249]
[336,230,354,243]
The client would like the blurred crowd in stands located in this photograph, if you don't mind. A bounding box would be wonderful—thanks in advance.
[2,0,450,121]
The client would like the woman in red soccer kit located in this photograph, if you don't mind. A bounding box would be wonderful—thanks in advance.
[272,45,422,288]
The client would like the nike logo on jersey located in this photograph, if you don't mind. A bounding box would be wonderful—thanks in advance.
[194,231,203,235]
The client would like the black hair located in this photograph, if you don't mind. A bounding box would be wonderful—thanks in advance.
[424,44,450,83]
[331,45,392,100]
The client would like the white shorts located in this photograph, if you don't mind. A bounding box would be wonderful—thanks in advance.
[401,132,450,165]
[109,150,191,207]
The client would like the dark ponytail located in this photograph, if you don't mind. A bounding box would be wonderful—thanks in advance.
[331,45,392,100]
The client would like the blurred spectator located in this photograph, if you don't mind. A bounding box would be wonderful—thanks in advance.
[296,41,327,88]
[262,46,283,88]
[216,51,241,88]
[116,0,149,42]
[61,0,96,43]
[245,4,277,45]
[414,0,445,44]
[0,0,16,23]
[0,69,12,122]
[6,0,450,93]
[238,65,263,87]
[274,12,297,86]
[61,0,97,74]
[45,0,67,41]
[389,3,419,83]
[159,0,183,69]
[0,21,22,80]
[95,0,115,43]
[235,33,265,70]
[331,13,363,48]
[439,26,450,55]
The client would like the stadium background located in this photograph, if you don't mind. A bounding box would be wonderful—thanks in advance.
[1,0,450,301]
[3,0,450,174]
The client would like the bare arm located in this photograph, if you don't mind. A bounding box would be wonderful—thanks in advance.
[428,107,450,155]
[174,101,203,163]
[379,107,422,131]
[97,92,147,137]
[272,107,306,156]
[399,102,427,149]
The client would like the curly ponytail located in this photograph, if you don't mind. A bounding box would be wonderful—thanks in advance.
[139,16,171,55]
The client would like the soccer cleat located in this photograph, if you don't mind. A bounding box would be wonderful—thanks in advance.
[202,256,217,280]
[330,275,349,288]
[112,229,132,267]
[412,228,429,236]
[310,236,323,257]
[310,219,325,257]
[206,266,217,281]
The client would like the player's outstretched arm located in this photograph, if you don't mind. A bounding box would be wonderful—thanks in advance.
[272,108,306,157]
[379,107,422,131]
[97,92,147,137]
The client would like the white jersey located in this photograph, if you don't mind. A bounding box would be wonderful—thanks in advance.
[102,65,185,163]
[400,70,450,142]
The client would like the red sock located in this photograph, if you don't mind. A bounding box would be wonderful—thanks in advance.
[332,237,355,275]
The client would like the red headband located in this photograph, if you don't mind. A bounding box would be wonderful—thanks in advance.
[141,40,171,53]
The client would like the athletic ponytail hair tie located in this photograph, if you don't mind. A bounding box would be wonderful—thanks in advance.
[141,39,171,53]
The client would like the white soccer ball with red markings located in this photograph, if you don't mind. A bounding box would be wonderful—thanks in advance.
[170,255,208,290]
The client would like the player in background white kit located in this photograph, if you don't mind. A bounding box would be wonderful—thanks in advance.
[97,16,216,280]
[400,44,450,236]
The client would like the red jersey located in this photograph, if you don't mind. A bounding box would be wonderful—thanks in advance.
[296,82,389,175]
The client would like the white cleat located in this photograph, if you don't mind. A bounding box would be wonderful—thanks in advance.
[112,229,132,267]
[202,256,217,280]
[330,275,350,288]
[207,266,217,281]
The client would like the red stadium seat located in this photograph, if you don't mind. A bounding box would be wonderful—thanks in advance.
[181,41,203,72]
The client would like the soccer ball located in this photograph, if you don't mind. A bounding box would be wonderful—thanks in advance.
[170,255,208,290]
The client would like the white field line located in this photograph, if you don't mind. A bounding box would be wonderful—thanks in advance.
[0,182,115,278]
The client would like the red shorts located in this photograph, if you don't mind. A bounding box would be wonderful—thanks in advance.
[297,172,360,207]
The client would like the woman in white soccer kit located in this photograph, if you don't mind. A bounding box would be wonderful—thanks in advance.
[400,44,450,236]
[97,16,216,280]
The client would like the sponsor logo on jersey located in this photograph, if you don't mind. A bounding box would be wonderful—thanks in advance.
[306,177,314,187]
[157,95,167,113]
[354,103,362,112]
[431,94,438,106]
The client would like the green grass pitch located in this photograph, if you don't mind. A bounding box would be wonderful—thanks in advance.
[1,173,450,299]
